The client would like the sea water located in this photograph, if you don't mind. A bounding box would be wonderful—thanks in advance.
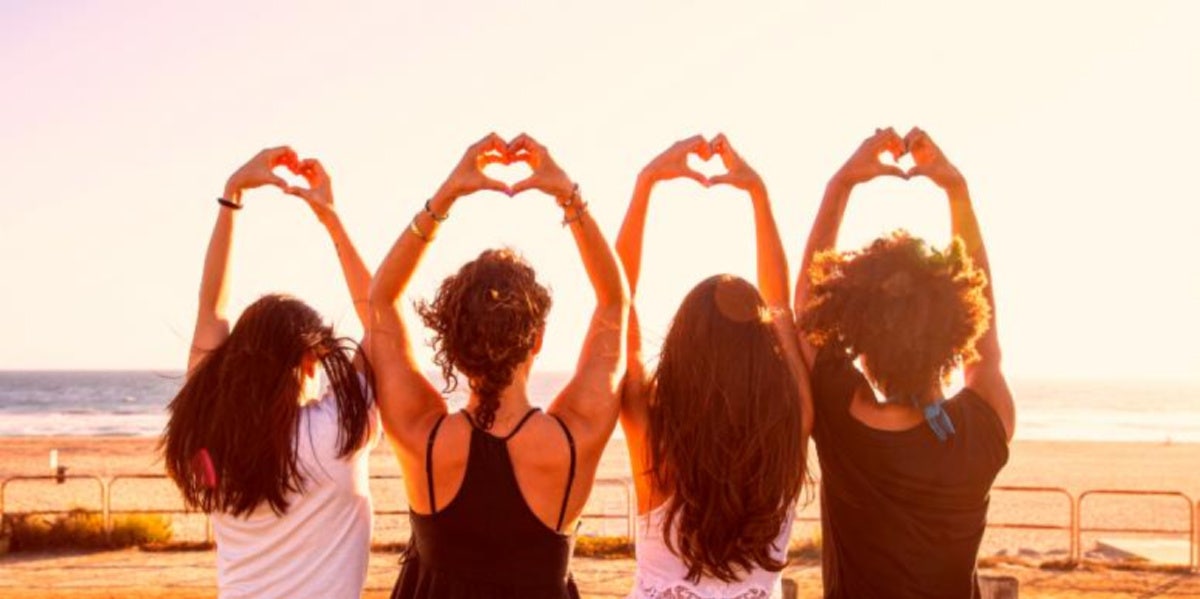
[1,371,1199,442]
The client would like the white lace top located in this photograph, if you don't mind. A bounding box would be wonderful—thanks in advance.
[629,501,796,599]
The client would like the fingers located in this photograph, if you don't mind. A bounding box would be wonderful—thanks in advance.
[297,158,328,186]
[508,133,545,168]
[265,146,299,170]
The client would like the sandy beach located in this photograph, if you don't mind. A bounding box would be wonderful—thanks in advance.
[3,437,1200,597]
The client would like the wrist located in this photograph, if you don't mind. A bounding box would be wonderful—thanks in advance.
[222,181,244,203]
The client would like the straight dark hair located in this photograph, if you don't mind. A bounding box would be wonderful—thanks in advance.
[648,275,806,583]
[161,294,374,517]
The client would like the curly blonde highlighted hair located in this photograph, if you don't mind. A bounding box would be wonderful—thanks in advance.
[800,230,990,400]
[417,248,551,431]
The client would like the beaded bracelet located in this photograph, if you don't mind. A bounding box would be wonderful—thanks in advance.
[562,201,589,226]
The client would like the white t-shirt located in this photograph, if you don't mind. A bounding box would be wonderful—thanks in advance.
[211,385,380,599]
[630,501,796,599]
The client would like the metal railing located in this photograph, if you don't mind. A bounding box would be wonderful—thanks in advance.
[2,473,1196,570]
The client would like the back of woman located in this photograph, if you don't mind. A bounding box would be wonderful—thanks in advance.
[794,128,1016,598]
[616,136,813,599]
[163,147,378,599]
[366,133,629,599]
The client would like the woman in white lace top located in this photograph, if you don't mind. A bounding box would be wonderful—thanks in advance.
[615,135,814,599]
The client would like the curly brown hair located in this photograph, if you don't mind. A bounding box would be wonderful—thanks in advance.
[649,275,806,583]
[800,230,991,400]
[417,248,552,431]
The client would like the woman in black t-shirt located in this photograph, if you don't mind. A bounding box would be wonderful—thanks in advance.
[793,127,1016,599]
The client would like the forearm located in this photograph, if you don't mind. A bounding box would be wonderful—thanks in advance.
[795,180,852,313]
[369,197,447,310]
[748,185,791,309]
[614,176,654,296]
[946,184,1002,364]
[321,212,372,329]
[568,199,629,310]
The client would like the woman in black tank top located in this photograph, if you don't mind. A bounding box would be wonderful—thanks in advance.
[366,133,629,598]
[793,128,1016,598]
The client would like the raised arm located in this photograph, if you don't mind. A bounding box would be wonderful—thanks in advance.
[794,128,907,368]
[283,158,372,330]
[615,136,710,433]
[366,134,512,452]
[188,146,297,373]
[906,127,1015,440]
[506,134,630,448]
[709,134,813,438]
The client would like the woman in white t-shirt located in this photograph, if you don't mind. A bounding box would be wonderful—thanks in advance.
[162,146,379,599]
[616,136,813,599]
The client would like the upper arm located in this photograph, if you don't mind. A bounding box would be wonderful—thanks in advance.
[965,362,1015,442]
[187,316,230,374]
[363,322,448,458]
[548,302,626,452]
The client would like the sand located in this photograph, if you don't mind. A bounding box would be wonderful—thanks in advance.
[3,437,1200,597]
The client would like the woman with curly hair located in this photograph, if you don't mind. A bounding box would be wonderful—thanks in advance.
[162,147,378,599]
[617,135,812,599]
[795,128,1015,599]
[367,133,628,598]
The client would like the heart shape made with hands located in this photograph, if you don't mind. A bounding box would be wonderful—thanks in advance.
[877,146,917,175]
[686,147,728,181]
[472,140,541,193]
[272,156,317,191]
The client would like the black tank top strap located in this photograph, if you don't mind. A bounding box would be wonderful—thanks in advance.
[425,413,448,514]
[549,413,577,532]
[498,407,543,441]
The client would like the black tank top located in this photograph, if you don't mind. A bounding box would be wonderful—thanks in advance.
[390,408,580,599]
[810,348,1010,599]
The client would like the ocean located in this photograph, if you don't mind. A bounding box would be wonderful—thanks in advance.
[1,371,1199,442]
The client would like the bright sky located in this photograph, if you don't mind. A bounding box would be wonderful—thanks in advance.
[1,1,1197,381]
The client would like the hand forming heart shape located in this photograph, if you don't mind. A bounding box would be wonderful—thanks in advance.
[845,127,964,190]
[641,134,763,192]
[441,133,575,201]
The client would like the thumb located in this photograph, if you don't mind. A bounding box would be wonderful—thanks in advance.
[285,186,314,202]
[268,174,289,190]
[904,165,930,180]
[510,178,536,196]
[681,171,709,187]
[480,178,512,195]
[878,165,907,179]
[708,174,733,187]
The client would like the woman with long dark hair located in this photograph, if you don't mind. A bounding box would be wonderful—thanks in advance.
[616,135,812,598]
[795,128,1014,598]
[162,147,378,599]
[367,133,628,598]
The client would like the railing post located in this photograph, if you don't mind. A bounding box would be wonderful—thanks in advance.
[1070,493,1080,564]
[102,477,112,544]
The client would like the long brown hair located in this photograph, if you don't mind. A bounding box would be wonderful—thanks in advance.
[417,248,552,431]
[648,275,806,583]
[799,230,990,400]
[162,294,374,517]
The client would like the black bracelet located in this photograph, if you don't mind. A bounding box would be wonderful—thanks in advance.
[217,197,243,210]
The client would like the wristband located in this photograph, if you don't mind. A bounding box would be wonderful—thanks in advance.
[217,197,242,210]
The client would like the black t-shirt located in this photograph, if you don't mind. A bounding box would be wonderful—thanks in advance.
[811,348,1009,599]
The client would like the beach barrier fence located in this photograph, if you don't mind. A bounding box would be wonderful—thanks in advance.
[1,473,1196,570]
